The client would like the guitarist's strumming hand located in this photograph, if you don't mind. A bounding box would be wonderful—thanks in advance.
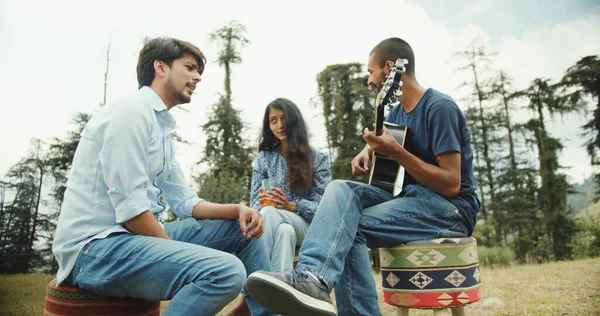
[363,126,404,160]
[351,145,373,175]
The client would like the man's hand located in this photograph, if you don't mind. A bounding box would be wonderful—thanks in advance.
[238,205,264,240]
[351,145,372,175]
[362,126,462,198]
[362,126,402,159]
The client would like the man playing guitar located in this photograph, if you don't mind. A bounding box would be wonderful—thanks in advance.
[246,37,481,316]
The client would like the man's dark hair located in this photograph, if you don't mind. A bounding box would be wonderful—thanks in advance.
[370,37,415,75]
[137,37,206,88]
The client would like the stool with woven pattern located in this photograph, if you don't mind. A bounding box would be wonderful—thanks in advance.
[44,278,160,316]
[379,237,482,316]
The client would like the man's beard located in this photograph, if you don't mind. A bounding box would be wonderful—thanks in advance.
[370,84,380,94]
[370,75,386,94]
[165,78,191,105]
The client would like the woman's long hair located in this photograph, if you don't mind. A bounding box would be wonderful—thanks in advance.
[258,98,313,195]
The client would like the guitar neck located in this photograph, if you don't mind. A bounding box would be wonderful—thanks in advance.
[374,58,406,138]
[375,104,385,136]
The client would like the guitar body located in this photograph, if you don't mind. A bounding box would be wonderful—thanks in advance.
[369,122,407,196]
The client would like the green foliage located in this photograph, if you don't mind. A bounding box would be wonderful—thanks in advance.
[209,20,249,101]
[561,55,600,200]
[454,42,499,218]
[369,248,380,272]
[195,170,250,205]
[580,199,600,220]
[201,95,253,181]
[524,235,555,264]
[568,174,597,215]
[0,140,46,273]
[478,246,515,268]
[40,112,90,273]
[45,113,91,209]
[316,63,374,181]
[471,218,493,247]
[519,78,578,260]
[196,22,253,203]
[454,43,591,263]
[570,217,600,259]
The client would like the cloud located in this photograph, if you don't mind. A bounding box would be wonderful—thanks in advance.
[0,0,597,187]
[493,13,600,183]
[462,0,496,19]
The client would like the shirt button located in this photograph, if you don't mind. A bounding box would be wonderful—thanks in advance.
[80,268,83,272]
[84,250,89,254]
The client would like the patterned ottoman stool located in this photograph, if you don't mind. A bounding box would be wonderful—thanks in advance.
[44,278,160,316]
[379,237,482,316]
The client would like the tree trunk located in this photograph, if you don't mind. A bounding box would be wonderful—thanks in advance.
[27,165,43,254]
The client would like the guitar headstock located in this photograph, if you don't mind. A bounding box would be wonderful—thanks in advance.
[375,58,408,135]
[379,58,408,109]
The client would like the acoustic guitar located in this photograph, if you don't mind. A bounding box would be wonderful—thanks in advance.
[368,58,408,196]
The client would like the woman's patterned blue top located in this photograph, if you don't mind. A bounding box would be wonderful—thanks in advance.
[250,147,331,223]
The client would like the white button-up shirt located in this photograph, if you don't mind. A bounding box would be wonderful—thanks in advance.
[52,87,202,284]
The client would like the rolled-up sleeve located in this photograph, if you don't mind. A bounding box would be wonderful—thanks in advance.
[250,152,267,210]
[297,151,332,223]
[98,103,152,224]
[162,156,203,219]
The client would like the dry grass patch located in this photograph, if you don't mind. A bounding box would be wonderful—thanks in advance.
[1,258,598,316]
[0,273,55,316]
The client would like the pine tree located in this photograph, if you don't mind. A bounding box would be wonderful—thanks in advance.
[38,113,90,271]
[520,78,578,260]
[561,55,600,199]
[0,140,47,273]
[316,63,374,181]
[488,70,538,245]
[196,21,253,204]
[454,41,499,218]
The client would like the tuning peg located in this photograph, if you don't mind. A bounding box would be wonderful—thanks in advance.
[395,58,409,66]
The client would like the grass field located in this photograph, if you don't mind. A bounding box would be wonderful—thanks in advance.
[1,258,598,316]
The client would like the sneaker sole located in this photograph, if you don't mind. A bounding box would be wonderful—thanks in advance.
[247,272,337,316]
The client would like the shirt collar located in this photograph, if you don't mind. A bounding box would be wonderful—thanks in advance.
[137,86,176,131]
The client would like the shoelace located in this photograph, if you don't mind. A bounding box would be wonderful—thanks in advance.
[291,269,310,283]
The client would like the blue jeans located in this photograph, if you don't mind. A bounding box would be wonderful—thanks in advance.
[295,180,471,315]
[65,218,273,316]
[260,206,309,272]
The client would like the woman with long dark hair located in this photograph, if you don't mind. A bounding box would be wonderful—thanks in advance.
[224,98,331,316]
[252,98,331,272]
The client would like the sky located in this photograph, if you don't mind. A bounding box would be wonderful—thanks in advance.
[0,0,599,193]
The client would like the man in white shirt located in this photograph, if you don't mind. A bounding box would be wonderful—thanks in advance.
[52,37,272,316]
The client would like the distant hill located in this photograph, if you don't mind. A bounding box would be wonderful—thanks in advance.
[577,200,600,219]
[568,173,598,218]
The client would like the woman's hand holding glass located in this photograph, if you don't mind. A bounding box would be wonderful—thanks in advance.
[259,187,297,212]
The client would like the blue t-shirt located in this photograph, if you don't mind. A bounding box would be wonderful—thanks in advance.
[386,88,480,230]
